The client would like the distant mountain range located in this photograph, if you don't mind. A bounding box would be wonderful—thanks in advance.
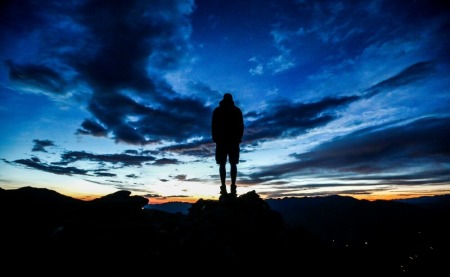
[144,201,192,214]
[146,193,450,215]
[146,194,450,233]
[2,186,449,275]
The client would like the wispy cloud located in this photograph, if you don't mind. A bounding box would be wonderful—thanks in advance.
[32,139,55,152]
[11,158,89,176]
[250,116,450,182]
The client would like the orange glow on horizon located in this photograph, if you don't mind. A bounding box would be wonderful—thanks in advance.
[68,191,450,204]
[148,195,217,204]
[9,185,449,204]
[347,191,450,202]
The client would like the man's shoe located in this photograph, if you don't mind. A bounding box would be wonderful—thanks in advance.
[220,185,227,195]
[230,185,237,197]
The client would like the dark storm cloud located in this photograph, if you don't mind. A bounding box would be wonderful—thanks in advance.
[93,171,117,177]
[13,158,88,176]
[174,174,187,181]
[76,119,108,137]
[340,169,450,185]
[171,174,202,182]
[144,95,212,140]
[157,195,191,201]
[8,146,160,178]
[142,193,162,198]
[83,92,212,144]
[32,139,55,152]
[363,61,437,98]
[244,95,359,143]
[159,138,214,157]
[67,0,205,145]
[250,116,450,182]
[263,187,389,199]
[152,158,180,166]
[5,60,69,95]
[67,0,194,88]
[124,150,139,155]
[60,151,156,167]
[3,0,209,146]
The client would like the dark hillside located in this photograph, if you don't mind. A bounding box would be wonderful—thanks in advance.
[1,187,449,275]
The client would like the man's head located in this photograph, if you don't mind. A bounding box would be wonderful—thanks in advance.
[220,92,235,107]
[223,93,233,101]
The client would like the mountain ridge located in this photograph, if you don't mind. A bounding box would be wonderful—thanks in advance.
[1,186,449,274]
[145,192,450,215]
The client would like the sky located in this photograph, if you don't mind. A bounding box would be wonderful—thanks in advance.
[1,0,449,203]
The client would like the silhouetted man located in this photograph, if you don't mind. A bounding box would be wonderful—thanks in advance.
[212,93,244,197]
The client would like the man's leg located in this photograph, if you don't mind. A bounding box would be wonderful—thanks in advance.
[230,163,237,185]
[219,163,227,194]
[230,163,237,196]
[216,143,227,195]
[229,143,239,197]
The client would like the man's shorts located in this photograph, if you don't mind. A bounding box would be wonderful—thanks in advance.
[215,143,240,165]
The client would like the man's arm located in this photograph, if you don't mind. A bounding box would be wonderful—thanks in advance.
[211,109,218,143]
[238,108,244,143]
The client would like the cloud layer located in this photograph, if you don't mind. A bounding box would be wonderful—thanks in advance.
[1,0,449,200]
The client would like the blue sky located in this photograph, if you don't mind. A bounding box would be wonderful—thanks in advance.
[1,0,449,203]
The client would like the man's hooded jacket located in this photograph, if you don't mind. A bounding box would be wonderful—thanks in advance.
[211,94,244,144]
